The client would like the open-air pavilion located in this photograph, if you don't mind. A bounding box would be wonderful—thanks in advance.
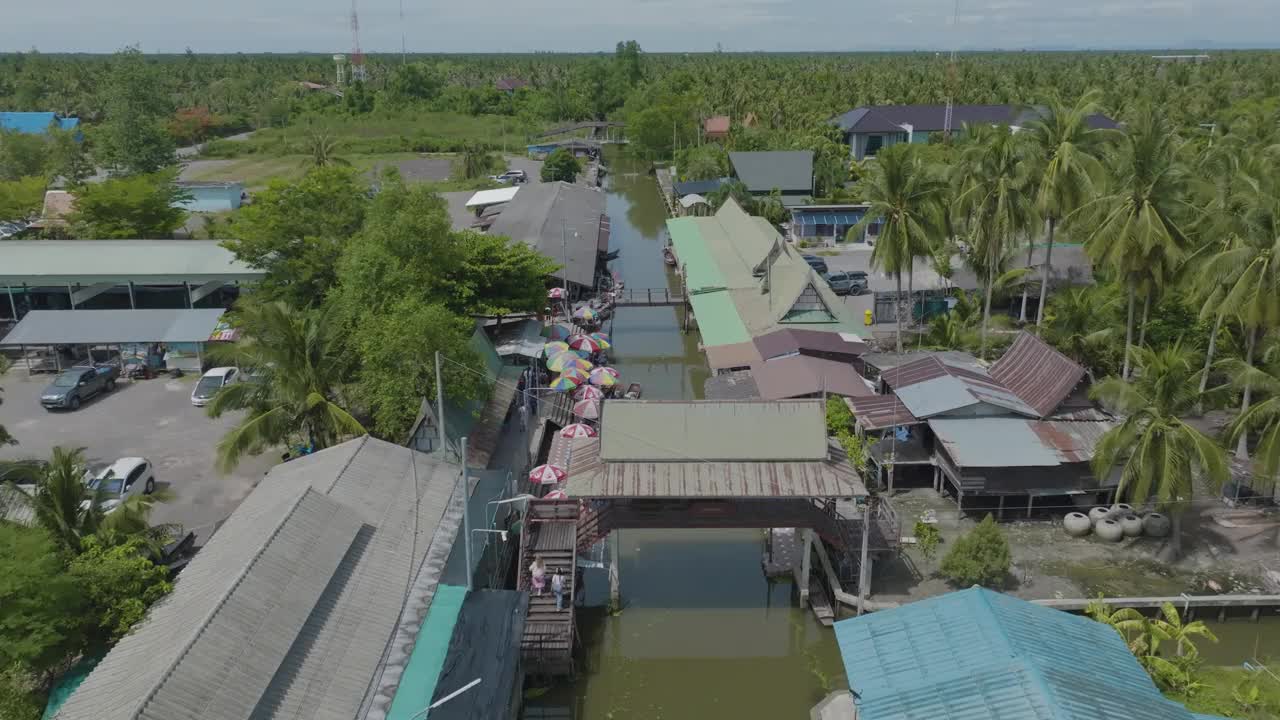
[0,308,231,373]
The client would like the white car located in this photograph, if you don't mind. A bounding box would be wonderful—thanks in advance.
[192,367,239,407]
[83,457,156,512]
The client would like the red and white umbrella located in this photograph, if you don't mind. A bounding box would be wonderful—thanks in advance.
[547,287,566,299]
[544,488,569,500]
[528,464,566,485]
[589,368,620,387]
[572,399,601,420]
[560,423,598,438]
[569,335,603,353]
[574,384,604,401]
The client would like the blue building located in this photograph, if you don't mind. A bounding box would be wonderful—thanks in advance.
[174,182,245,212]
[788,203,874,245]
[833,587,1228,720]
[0,111,81,137]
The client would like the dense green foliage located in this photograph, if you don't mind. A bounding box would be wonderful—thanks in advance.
[0,524,88,671]
[67,536,173,650]
[939,515,1011,587]
[67,170,190,238]
[540,148,580,182]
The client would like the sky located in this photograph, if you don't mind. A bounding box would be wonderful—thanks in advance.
[2,0,1275,53]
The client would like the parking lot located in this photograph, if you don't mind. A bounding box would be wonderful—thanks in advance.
[0,367,274,540]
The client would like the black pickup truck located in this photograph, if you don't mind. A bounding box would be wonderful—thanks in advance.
[40,364,120,411]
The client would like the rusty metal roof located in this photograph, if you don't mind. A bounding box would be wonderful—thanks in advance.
[884,356,1039,419]
[990,332,1087,417]
[752,355,875,400]
[929,418,1114,468]
[845,394,920,430]
[753,328,868,362]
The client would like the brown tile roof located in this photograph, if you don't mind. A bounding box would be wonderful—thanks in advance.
[752,355,874,400]
[990,332,1086,417]
[845,394,920,430]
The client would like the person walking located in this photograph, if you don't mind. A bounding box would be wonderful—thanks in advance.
[530,556,547,595]
[551,571,566,610]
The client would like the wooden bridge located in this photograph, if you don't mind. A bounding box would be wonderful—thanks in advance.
[612,287,686,307]
[536,121,626,140]
[516,501,580,677]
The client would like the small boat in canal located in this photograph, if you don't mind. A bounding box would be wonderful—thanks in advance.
[662,247,677,266]
[623,382,642,399]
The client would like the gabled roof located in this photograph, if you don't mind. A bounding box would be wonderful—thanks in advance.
[882,355,1039,419]
[835,587,1209,720]
[751,355,874,400]
[728,150,813,193]
[0,240,264,285]
[704,115,730,134]
[830,104,1118,134]
[754,327,868,361]
[486,182,605,288]
[929,417,1113,468]
[845,394,920,430]
[990,331,1086,417]
[57,437,464,720]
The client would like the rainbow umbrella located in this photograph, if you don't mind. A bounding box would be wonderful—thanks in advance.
[529,464,566,485]
[572,399,601,420]
[593,366,620,379]
[572,306,599,322]
[544,488,569,500]
[547,287,567,299]
[569,335,603,353]
[559,367,590,383]
[589,368,620,387]
[549,375,581,392]
[574,385,604,401]
[547,351,591,372]
[541,323,575,340]
[588,332,613,349]
[560,423,598,438]
[543,341,570,356]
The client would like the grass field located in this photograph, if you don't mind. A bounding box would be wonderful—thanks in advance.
[180,152,503,192]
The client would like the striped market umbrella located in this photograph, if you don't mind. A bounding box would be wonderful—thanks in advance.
[559,423,598,438]
[528,464,566,485]
[547,287,566,299]
[547,351,591,372]
[559,367,590,383]
[572,306,599,322]
[572,399,602,420]
[589,368,620,387]
[549,375,581,392]
[574,385,604,401]
[543,488,569,500]
[569,335,603,353]
[543,341,570,356]
[541,323,575,340]
[588,332,612,349]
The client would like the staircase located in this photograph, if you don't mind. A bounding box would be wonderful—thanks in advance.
[517,500,579,677]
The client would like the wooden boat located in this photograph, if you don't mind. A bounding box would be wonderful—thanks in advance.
[662,247,677,266]
[623,382,642,400]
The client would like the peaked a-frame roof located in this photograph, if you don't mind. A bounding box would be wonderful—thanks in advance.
[835,587,1219,720]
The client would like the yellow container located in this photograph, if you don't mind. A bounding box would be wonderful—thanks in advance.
[864,309,873,326]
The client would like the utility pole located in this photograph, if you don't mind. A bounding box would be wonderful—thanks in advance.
[943,0,960,140]
[561,223,571,302]
[434,351,446,454]
[857,496,873,617]
[460,436,473,591]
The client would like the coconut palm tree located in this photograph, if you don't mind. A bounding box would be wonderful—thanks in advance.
[458,143,494,180]
[852,144,945,354]
[205,301,366,472]
[1082,107,1192,380]
[1224,340,1280,502]
[952,124,1040,358]
[1024,90,1114,325]
[26,446,103,553]
[303,129,349,168]
[1043,285,1120,375]
[1091,343,1229,560]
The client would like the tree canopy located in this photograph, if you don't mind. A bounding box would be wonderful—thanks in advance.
[67,170,190,238]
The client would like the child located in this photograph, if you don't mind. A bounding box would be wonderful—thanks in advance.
[551,571,566,610]
[530,556,547,595]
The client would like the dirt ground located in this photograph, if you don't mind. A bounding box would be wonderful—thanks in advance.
[872,487,1279,604]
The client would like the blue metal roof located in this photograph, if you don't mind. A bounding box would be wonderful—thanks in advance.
[0,112,79,134]
[795,211,865,226]
[834,587,1207,720]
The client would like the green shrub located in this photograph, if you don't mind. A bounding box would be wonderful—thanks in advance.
[939,514,1010,587]
[914,521,941,559]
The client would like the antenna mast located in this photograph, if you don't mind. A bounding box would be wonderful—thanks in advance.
[350,0,367,82]
[943,0,960,139]
[399,0,406,64]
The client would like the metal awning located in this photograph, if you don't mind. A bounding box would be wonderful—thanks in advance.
[795,212,864,226]
[0,309,228,345]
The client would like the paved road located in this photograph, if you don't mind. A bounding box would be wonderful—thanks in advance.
[0,368,274,541]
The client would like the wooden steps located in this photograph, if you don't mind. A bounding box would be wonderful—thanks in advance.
[517,501,580,676]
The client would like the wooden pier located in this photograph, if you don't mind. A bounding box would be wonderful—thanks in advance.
[1035,593,1280,622]
[612,287,686,307]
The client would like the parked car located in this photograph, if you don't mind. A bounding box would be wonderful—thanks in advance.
[801,254,829,275]
[191,366,240,407]
[491,170,527,184]
[40,364,119,410]
[825,270,869,296]
[83,457,156,512]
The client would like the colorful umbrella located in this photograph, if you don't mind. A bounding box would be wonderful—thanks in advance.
[529,464,566,485]
[541,323,575,341]
[543,341,570,356]
[589,368,620,387]
[560,423,598,438]
[549,375,581,392]
[543,488,569,500]
[547,351,590,372]
[547,287,566,299]
[593,366,620,378]
[569,335,603,353]
[572,399,601,420]
[574,385,604,401]
[573,306,598,322]
[559,367,590,383]
[588,332,612,349]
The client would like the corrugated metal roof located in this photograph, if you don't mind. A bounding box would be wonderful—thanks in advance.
[729,151,814,193]
[883,355,1039,419]
[0,309,227,346]
[688,291,751,347]
[830,105,1119,134]
[599,400,828,462]
[0,111,79,134]
[835,587,1206,720]
[57,437,463,720]
[0,240,264,284]
[845,394,920,430]
[0,483,35,526]
[751,355,874,400]
[990,332,1086,418]
[703,370,761,400]
[485,182,605,288]
[753,328,867,361]
[704,341,762,371]
[465,186,519,208]
[863,350,981,374]
[928,418,1114,468]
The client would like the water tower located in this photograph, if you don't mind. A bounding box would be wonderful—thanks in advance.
[333,54,347,85]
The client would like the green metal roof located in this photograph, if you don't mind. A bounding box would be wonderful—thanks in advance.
[386,584,468,720]
[667,218,724,290]
[0,240,264,285]
[688,290,750,347]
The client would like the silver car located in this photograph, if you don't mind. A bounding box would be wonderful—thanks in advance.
[825,271,869,296]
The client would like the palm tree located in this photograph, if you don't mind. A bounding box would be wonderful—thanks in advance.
[458,144,494,180]
[303,129,349,168]
[1043,285,1119,375]
[853,144,945,353]
[26,446,103,553]
[1091,343,1229,560]
[206,301,366,472]
[1150,601,1218,658]
[1086,597,1149,653]
[1225,341,1280,502]
[953,124,1040,358]
[1082,107,1192,380]
[1024,90,1114,325]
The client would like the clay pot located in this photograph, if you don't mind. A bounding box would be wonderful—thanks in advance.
[1088,506,1111,525]
[1095,519,1124,542]
[1110,503,1134,515]
[1120,514,1144,538]
[1063,512,1092,537]
[1143,512,1171,538]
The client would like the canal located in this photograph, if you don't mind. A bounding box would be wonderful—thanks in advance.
[530,153,1278,719]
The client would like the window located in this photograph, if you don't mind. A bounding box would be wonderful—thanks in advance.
[864,135,885,157]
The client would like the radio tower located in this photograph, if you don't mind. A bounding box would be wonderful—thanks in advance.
[349,0,367,83]
[943,0,960,139]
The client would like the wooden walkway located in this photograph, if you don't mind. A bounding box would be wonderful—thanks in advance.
[517,501,580,676]
[612,287,686,307]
